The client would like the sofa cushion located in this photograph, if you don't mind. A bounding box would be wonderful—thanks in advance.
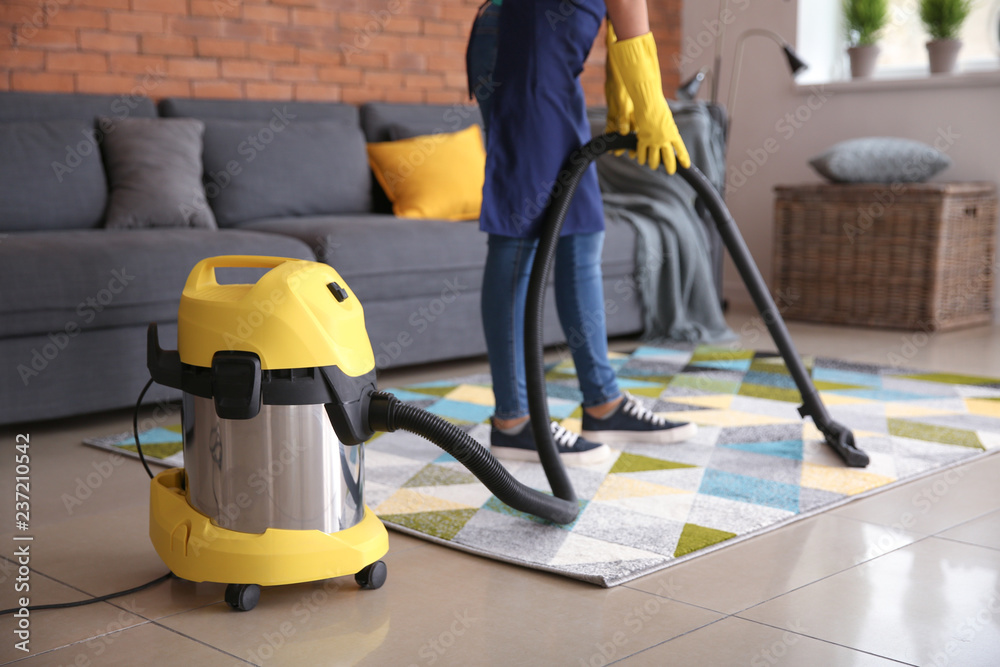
[360,102,487,215]
[201,118,371,227]
[0,120,107,231]
[0,91,157,123]
[0,229,315,338]
[101,117,216,229]
[238,212,637,303]
[159,98,358,125]
[240,215,487,303]
[366,125,486,221]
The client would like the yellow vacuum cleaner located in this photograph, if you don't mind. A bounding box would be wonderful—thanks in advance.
[147,256,390,611]
[145,255,581,611]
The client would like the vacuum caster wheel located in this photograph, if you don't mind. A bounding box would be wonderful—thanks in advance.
[225,583,261,611]
[355,561,387,590]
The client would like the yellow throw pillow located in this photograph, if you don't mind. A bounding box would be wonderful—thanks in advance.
[366,124,486,221]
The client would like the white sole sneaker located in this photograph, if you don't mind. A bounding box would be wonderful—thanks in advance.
[581,421,698,445]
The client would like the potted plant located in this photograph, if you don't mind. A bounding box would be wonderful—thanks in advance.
[843,0,889,78]
[919,0,973,73]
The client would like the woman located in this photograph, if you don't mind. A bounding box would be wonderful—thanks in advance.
[469,0,697,465]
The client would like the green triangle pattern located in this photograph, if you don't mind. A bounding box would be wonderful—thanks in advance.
[674,523,737,558]
[403,463,478,488]
[690,347,755,362]
[669,374,740,395]
[899,373,997,386]
[888,419,984,449]
[407,385,457,398]
[610,452,697,474]
[738,384,801,403]
[381,509,479,541]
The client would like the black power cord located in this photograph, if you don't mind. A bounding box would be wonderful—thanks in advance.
[133,377,156,480]
[0,379,173,617]
[0,572,173,616]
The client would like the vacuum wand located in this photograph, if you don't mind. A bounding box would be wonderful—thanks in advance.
[592,133,868,468]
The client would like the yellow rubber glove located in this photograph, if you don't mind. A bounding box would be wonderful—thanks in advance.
[606,32,691,174]
[604,22,635,144]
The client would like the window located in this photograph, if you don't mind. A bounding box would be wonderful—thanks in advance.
[797,0,1000,84]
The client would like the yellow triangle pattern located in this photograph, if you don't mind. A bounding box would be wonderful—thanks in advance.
[801,462,895,496]
[375,488,474,515]
[593,475,688,502]
[885,403,961,418]
[967,398,1000,418]
[444,384,496,406]
[818,393,879,407]
[682,409,796,427]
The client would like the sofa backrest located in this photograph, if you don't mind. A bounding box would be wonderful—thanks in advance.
[0,91,157,232]
[360,102,483,142]
[159,97,372,227]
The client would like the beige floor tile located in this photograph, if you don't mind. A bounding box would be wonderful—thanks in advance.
[7,621,248,666]
[938,509,1000,552]
[739,537,1000,665]
[727,306,1000,379]
[626,513,924,615]
[618,615,906,666]
[158,542,722,666]
[0,571,147,664]
[0,410,159,532]
[831,452,1000,535]
[0,503,218,622]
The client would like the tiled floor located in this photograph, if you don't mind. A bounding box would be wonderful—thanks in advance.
[2,306,999,666]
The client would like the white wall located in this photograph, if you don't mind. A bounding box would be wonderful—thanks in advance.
[681,0,1000,311]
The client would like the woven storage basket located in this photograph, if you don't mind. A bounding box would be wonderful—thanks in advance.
[773,182,997,331]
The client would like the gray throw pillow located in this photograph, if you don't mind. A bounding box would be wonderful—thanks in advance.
[809,137,951,184]
[200,119,371,227]
[0,120,108,231]
[101,117,216,229]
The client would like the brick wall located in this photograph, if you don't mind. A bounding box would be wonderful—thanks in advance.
[0,0,682,105]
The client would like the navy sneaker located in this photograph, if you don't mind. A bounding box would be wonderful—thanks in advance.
[581,392,697,444]
[490,420,611,466]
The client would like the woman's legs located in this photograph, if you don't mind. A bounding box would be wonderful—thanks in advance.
[481,233,537,423]
[553,232,622,410]
[482,231,623,419]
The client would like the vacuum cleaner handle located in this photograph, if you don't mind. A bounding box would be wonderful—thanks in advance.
[183,255,297,293]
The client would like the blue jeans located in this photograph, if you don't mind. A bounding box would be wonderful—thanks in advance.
[481,232,621,420]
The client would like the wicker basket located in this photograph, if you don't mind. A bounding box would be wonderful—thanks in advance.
[772,182,997,331]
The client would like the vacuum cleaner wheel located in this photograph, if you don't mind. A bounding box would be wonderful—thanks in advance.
[225,583,261,612]
[355,560,388,590]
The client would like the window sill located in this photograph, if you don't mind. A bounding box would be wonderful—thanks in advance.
[795,65,1000,94]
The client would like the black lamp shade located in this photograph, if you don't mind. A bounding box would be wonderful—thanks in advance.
[782,44,808,75]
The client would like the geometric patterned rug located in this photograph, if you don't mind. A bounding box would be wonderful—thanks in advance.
[366,343,1000,586]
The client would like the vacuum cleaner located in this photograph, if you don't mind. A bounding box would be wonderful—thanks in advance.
[144,132,867,612]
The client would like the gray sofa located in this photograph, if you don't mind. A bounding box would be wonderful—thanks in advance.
[0,91,643,425]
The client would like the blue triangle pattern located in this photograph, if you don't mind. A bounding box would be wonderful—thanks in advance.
[699,468,800,513]
[721,440,804,461]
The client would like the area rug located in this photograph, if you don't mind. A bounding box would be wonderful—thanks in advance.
[365,343,1000,586]
[87,344,1000,587]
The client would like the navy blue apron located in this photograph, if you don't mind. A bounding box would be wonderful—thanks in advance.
[476,0,606,239]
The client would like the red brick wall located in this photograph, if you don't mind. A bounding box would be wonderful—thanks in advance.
[0,0,682,105]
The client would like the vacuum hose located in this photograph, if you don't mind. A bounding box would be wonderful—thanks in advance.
[366,132,639,526]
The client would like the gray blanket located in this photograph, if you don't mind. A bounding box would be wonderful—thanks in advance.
[595,102,734,343]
